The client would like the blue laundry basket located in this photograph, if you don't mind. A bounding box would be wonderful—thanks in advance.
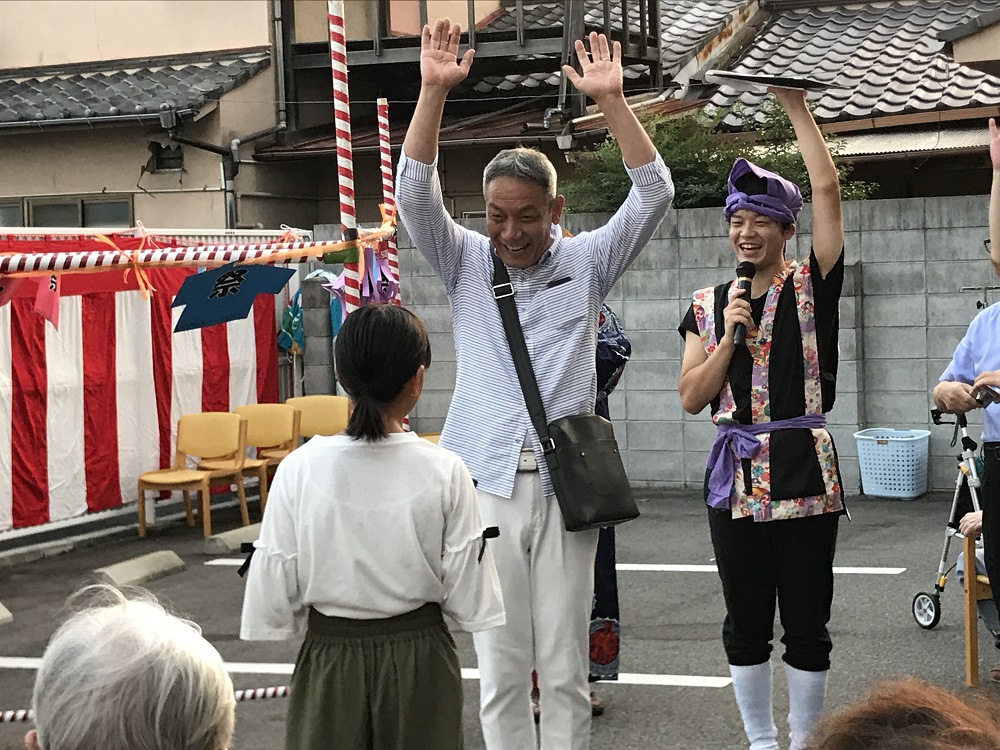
[854,428,931,500]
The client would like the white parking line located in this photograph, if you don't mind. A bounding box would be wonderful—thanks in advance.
[0,657,730,687]
[616,564,906,575]
[206,558,906,575]
[0,657,39,670]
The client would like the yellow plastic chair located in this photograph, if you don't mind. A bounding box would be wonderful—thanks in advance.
[285,395,350,439]
[200,404,299,514]
[419,432,442,444]
[253,405,302,465]
[137,412,249,538]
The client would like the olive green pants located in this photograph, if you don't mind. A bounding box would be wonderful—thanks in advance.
[285,603,463,750]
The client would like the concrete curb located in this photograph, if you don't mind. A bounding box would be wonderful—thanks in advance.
[205,523,260,556]
[93,550,186,587]
[0,539,75,571]
[0,601,12,627]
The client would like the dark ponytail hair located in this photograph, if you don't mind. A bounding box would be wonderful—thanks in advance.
[334,305,432,442]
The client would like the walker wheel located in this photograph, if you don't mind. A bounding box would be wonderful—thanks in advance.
[912,592,941,629]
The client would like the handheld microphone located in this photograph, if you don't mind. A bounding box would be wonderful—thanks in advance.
[732,261,757,347]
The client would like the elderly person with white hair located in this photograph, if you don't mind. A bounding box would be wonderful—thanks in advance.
[25,585,235,750]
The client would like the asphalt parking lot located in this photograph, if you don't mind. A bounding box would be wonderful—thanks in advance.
[1,490,997,750]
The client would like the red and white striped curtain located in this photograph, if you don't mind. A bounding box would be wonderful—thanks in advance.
[0,267,278,531]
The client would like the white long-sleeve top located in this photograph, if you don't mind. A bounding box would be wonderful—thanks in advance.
[395,148,673,499]
[240,432,505,640]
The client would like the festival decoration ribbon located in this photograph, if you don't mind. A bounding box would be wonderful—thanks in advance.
[94,232,156,300]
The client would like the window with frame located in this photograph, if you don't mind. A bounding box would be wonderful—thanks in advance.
[27,197,132,228]
[0,202,23,227]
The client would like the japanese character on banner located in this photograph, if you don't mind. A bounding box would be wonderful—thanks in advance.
[209,269,249,299]
[34,274,60,329]
[171,262,295,333]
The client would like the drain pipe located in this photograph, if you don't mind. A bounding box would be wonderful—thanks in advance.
[273,0,292,133]
[163,45,287,230]
[168,125,286,230]
[165,129,238,229]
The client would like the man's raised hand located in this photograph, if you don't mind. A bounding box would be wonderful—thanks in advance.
[420,18,474,91]
[768,86,808,113]
[562,32,623,102]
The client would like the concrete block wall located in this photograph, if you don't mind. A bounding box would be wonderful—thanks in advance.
[853,195,991,493]
[307,195,992,495]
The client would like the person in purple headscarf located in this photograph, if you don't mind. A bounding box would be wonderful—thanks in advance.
[677,87,847,750]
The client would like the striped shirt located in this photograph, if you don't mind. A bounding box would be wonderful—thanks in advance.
[395,148,673,499]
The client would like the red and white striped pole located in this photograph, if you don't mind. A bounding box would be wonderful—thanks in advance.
[0,686,291,723]
[377,97,407,427]
[327,0,361,313]
[376,97,401,306]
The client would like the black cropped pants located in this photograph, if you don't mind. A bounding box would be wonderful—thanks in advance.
[708,508,841,672]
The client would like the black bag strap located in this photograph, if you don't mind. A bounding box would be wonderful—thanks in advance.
[491,252,554,453]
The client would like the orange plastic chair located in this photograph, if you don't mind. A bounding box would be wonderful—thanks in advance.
[201,403,299,514]
[285,395,350,439]
[137,412,249,538]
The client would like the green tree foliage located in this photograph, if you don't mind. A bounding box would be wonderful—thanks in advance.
[561,98,878,212]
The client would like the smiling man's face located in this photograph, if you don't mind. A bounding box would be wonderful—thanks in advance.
[485,176,564,269]
[728,209,795,269]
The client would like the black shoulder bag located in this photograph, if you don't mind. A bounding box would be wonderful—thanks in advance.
[491,253,639,532]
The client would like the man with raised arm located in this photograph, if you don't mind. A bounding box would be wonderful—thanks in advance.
[678,87,846,750]
[395,18,673,750]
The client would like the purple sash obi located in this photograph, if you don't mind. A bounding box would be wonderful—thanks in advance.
[706,413,827,509]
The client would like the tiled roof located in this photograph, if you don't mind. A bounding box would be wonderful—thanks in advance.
[938,7,1000,40]
[836,125,990,157]
[709,0,1000,130]
[460,0,752,96]
[0,48,270,128]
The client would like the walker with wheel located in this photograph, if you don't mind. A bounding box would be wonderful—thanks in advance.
[912,405,985,629]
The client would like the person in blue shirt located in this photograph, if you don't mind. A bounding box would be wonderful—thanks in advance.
[933,117,1000,680]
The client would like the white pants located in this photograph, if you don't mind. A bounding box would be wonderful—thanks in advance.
[473,470,599,750]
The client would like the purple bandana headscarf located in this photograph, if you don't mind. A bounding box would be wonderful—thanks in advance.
[723,158,802,226]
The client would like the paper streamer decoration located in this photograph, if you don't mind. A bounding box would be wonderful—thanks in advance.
[33,274,60,328]
[0,276,24,306]
[316,237,400,324]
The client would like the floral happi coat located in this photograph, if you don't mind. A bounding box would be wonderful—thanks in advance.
[691,257,844,521]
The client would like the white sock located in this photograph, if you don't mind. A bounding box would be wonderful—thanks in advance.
[786,664,828,750]
[730,663,779,750]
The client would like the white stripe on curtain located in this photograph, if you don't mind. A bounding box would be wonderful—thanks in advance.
[170,305,205,471]
[45,297,86,522]
[116,291,159,506]
[228,314,258,410]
